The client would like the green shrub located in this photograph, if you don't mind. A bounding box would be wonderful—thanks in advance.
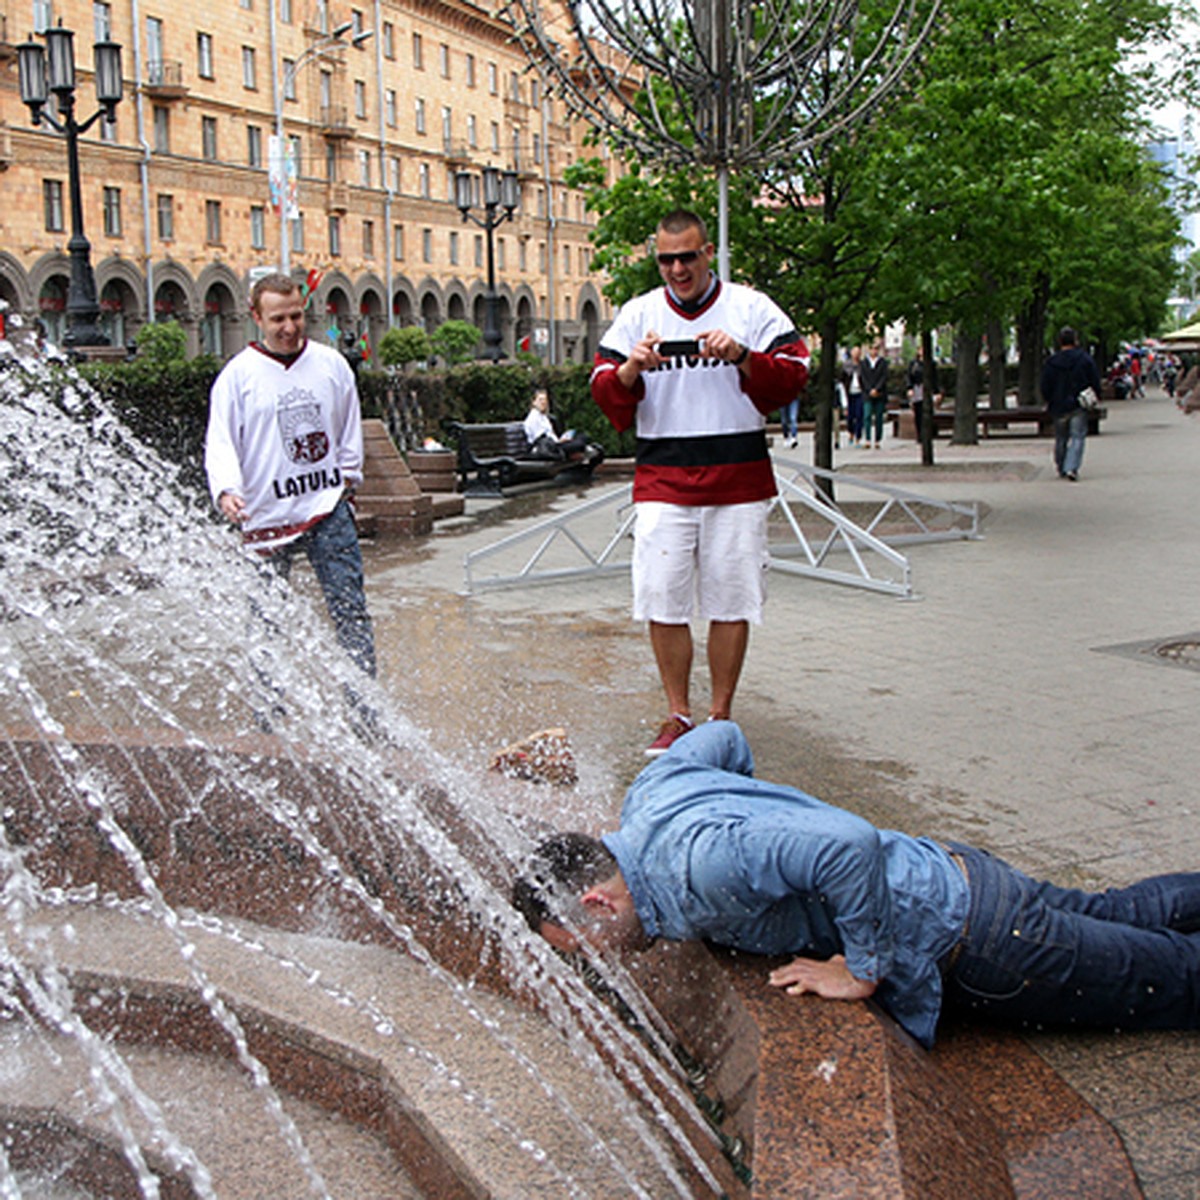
[377,325,431,368]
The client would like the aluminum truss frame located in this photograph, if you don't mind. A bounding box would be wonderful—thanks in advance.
[462,463,979,597]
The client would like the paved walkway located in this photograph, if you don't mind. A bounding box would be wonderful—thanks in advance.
[364,385,1200,1198]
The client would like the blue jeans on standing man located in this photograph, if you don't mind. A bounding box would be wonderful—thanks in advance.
[780,397,801,444]
[1054,407,1087,478]
[942,843,1200,1032]
[270,495,377,677]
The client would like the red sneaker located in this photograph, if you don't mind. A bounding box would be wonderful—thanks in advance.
[645,713,695,757]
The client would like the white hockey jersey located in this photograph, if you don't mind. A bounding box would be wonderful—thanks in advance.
[205,339,364,552]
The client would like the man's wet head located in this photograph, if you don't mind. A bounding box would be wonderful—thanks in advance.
[512,832,650,954]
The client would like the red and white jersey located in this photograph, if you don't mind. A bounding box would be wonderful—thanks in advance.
[205,339,364,552]
[592,279,809,505]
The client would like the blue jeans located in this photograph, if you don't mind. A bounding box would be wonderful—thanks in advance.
[863,397,886,444]
[270,497,376,677]
[943,844,1200,1032]
[846,394,865,441]
[780,398,801,440]
[1054,407,1087,476]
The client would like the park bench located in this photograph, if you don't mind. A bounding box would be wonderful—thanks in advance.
[445,420,603,495]
[890,403,1106,440]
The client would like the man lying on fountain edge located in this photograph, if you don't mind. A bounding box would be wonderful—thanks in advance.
[512,720,1200,1048]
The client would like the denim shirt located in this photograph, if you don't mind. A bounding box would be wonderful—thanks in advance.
[602,721,970,1047]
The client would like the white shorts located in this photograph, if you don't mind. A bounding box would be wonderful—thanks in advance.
[632,500,770,625]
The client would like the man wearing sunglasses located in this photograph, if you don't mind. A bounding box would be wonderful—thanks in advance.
[591,210,810,756]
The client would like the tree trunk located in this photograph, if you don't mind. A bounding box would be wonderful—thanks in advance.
[953,329,981,444]
[1015,271,1050,405]
[919,328,936,466]
[986,315,1007,409]
[812,313,840,503]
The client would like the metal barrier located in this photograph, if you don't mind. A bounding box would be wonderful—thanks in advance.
[462,460,980,598]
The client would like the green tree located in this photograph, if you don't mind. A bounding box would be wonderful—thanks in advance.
[134,320,188,365]
[430,319,483,365]
[378,325,432,369]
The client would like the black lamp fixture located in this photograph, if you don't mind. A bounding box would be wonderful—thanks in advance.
[455,166,520,362]
[18,25,124,349]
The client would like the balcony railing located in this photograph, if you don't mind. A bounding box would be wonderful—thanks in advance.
[145,59,186,98]
[320,104,353,138]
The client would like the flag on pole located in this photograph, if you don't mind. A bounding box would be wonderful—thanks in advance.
[301,268,323,310]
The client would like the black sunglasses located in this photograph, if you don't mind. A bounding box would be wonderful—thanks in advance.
[656,250,702,267]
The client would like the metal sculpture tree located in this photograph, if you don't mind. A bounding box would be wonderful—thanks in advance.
[501,0,941,280]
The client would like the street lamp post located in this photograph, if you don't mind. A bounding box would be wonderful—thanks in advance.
[454,166,520,362]
[272,19,372,277]
[18,25,123,349]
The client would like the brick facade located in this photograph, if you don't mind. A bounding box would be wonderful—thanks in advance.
[0,0,614,361]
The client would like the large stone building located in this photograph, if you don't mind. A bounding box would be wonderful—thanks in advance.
[0,0,615,361]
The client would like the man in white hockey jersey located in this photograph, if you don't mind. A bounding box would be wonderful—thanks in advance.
[205,272,376,679]
[591,210,810,756]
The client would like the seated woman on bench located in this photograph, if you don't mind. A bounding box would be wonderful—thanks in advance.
[523,390,596,462]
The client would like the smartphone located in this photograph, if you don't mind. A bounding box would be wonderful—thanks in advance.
[656,338,702,357]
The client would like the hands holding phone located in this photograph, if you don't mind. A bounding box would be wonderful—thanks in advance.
[615,329,751,389]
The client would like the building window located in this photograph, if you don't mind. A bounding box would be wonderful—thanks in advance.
[519,239,527,271]
[393,224,404,259]
[474,234,483,268]
[197,32,214,79]
[487,61,497,95]
[99,114,117,143]
[289,134,303,176]
[389,156,402,192]
[242,46,257,90]
[538,241,546,272]
[531,78,540,108]
[385,89,396,127]
[497,237,506,271]
[439,43,449,78]
[33,0,53,33]
[290,212,304,252]
[490,121,499,154]
[351,9,364,39]
[93,1,112,41]
[563,245,571,276]
[465,53,476,88]
[247,124,262,167]
[382,21,394,58]
[422,228,432,262]
[418,162,430,198]
[201,115,218,160]
[467,114,477,149]
[313,0,327,32]
[412,32,422,69]
[533,132,542,165]
[354,80,366,119]
[250,204,266,249]
[359,149,371,186]
[279,0,292,23]
[102,186,121,236]
[153,105,169,152]
[325,140,338,181]
[363,219,375,257]
[328,214,342,256]
[415,98,425,135]
[448,230,459,265]
[205,199,222,244]
[283,59,296,100]
[156,193,174,240]
[43,179,64,231]
[536,188,545,218]
[510,72,521,103]
[441,105,452,150]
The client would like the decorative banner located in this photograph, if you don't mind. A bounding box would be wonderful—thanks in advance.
[268,134,299,219]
